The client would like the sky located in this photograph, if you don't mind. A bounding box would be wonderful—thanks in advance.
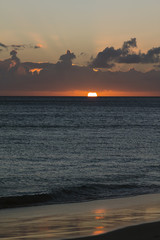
[0,0,160,96]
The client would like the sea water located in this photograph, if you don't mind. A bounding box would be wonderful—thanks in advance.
[0,97,160,208]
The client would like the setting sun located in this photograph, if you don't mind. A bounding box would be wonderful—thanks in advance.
[88,92,98,97]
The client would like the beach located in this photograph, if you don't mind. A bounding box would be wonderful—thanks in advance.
[1,193,160,239]
[1,0,160,237]
[72,221,160,240]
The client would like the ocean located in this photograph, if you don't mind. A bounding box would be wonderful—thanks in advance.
[0,97,160,209]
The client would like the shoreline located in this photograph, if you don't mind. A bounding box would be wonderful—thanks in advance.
[70,221,160,240]
[1,193,160,239]
[1,191,160,210]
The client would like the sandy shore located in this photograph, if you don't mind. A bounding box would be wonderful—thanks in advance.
[1,193,160,239]
[70,221,160,240]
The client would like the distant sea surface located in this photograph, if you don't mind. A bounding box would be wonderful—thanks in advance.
[0,97,160,209]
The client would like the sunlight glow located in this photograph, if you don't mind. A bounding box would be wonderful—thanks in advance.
[88,92,98,97]
[93,68,99,72]
[29,68,43,74]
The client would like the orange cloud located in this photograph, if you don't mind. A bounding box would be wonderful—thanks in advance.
[93,68,99,72]
[29,68,43,74]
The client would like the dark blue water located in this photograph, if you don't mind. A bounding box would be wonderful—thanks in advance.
[0,97,160,208]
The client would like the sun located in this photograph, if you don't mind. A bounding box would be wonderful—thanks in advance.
[88,92,98,97]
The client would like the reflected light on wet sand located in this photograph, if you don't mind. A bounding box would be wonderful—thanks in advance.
[93,230,105,235]
[93,226,105,235]
[92,209,106,235]
[1,194,160,239]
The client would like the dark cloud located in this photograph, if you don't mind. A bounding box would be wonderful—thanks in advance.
[0,49,160,96]
[9,50,21,72]
[118,54,141,63]
[11,44,43,50]
[22,62,53,69]
[34,45,42,49]
[147,47,160,56]
[59,50,76,66]
[90,38,160,68]
[34,46,40,49]
[142,47,160,63]
[0,43,8,49]
[0,62,160,95]
[10,50,20,62]
[122,38,137,55]
[10,50,17,58]
[119,47,160,64]
[79,52,88,57]
[90,47,121,68]
[10,44,26,49]
[0,42,42,52]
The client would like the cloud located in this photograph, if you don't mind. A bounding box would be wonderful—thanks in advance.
[122,38,137,55]
[79,52,88,57]
[0,43,8,53]
[0,49,160,96]
[59,50,76,66]
[142,47,160,63]
[90,38,160,68]
[34,44,43,49]
[11,44,43,50]
[22,62,53,69]
[10,44,26,49]
[0,42,43,52]
[90,46,121,68]
[118,53,141,63]
[34,45,41,49]
[10,50,20,63]
[80,52,85,56]
[9,50,20,71]
[0,43,8,49]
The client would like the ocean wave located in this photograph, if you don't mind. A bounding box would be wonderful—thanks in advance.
[0,183,158,209]
[0,124,159,129]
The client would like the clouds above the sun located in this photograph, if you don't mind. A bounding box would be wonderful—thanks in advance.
[0,38,160,96]
[0,42,160,96]
[2,38,160,71]
[90,38,160,69]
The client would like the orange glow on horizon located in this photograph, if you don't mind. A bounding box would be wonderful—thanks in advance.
[0,90,159,97]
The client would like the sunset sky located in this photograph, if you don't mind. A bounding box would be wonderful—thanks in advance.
[1,0,160,96]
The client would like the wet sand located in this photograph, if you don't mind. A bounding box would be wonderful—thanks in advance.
[1,193,160,239]
[71,221,160,240]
